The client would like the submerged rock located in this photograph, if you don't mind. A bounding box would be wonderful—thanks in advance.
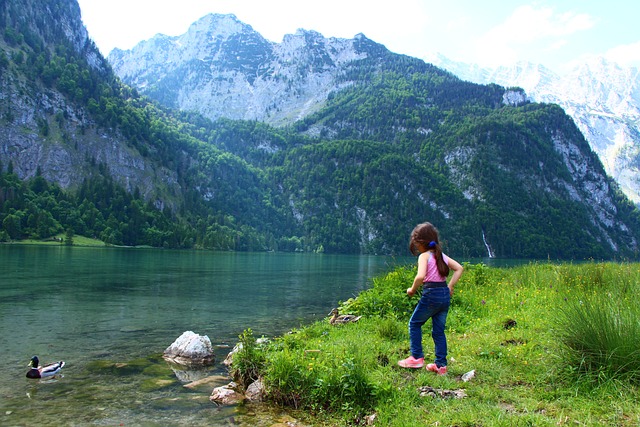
[168,363,213,383]
[140,377,176,392]
[163,331,215,366]
[183,375,230,390]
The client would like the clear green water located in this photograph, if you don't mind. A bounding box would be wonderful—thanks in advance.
[0,245,408,426]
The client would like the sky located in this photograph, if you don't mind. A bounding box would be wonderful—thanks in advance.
[76,0,640,74]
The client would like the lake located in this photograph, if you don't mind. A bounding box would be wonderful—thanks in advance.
[0,245,418,426]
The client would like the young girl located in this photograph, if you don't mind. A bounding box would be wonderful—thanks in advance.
[398,222,464,374]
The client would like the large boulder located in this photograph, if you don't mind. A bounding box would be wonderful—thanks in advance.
[163,331,215,366]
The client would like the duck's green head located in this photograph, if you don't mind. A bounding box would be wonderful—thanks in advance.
[29,356,39,368]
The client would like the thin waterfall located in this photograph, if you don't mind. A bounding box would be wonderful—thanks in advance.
[481,228,495,258]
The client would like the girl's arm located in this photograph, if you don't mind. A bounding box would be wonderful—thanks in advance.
[446,257,464,296]
[407,252,428,296]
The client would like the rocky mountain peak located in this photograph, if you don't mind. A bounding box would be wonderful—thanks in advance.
[108,17,376,124]
[187,13,250,36]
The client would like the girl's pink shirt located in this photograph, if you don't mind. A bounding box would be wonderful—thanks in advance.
[424,252,449,282]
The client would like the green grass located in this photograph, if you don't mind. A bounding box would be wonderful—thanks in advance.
[8,234,105,246]
[233,262,640,426]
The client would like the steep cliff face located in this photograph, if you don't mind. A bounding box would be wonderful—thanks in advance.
[1,0,105,71]
[0,0,179,208]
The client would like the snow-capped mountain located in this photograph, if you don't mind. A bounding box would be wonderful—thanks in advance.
[426,53,640,205]
[108,14,370,126]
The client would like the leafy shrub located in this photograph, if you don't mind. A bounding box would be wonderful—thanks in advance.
[467,262,491,286]
[231,328,266,387]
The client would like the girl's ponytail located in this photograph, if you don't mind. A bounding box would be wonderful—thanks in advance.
[434,243,450,277]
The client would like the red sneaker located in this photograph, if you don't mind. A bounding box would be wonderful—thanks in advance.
[398,356,424,368]
[426,363,447,375]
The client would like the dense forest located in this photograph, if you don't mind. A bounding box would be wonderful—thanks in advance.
[1,0,639,259]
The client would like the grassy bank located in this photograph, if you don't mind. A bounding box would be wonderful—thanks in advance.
[233,262,640,426]
[13,234,106,246]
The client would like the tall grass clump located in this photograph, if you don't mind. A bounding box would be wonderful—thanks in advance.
[556,263,640,383]
[262,321,380,422]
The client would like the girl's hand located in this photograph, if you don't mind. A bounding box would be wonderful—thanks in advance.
[407,287,415,297]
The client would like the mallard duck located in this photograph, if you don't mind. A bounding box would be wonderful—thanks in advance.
[26,356,65,379]
[329,308,362,325]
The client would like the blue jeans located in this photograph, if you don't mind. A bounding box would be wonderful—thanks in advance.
[408,287,450,367]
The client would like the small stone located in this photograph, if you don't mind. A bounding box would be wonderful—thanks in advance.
[461,369,475,382]
[418,386,467,399]
[223,343,242,366]
[210,382,245,405]
[245,378,264,402]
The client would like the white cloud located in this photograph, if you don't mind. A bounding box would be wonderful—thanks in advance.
[605,41,640,67]
[471,5,596,68]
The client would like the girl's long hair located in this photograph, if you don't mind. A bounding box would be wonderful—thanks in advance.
[409,222,449,277]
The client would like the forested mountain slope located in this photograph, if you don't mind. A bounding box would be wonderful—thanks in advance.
[426,54,640,207]
[1,1,639,259]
